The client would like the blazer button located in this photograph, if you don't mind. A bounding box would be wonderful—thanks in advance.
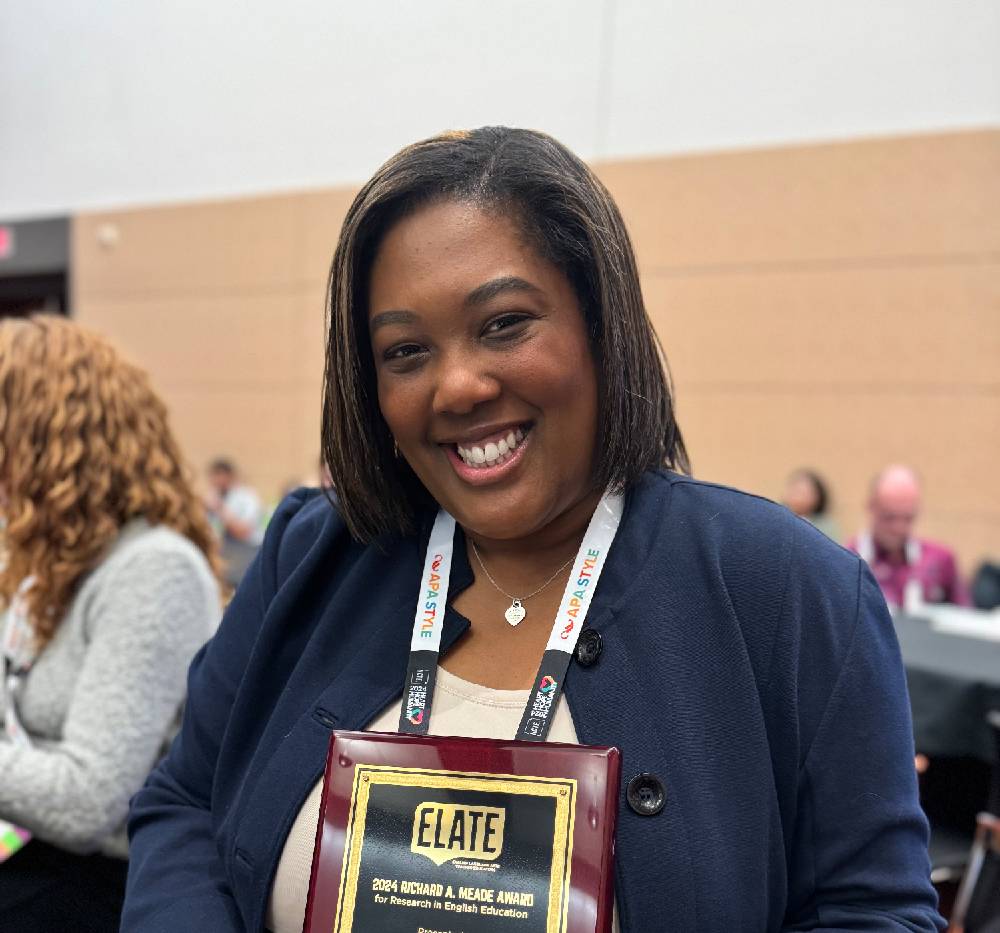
[626,773,666,816]
[574,629,603,667]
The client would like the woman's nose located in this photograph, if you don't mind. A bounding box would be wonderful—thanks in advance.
[431,353,501,416]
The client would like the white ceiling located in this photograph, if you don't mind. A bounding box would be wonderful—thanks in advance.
[2,0,998,218]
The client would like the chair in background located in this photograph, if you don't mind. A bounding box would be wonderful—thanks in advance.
[971,562,1000,611]
[947,813,1000,933]
[947,712,1000,932]
[988,711,1000,814]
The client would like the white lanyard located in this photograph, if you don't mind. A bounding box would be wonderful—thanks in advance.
[398,492,624,742]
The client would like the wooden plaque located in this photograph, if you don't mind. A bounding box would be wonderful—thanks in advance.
[304,731,621,933]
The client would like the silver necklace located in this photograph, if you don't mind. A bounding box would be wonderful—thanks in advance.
[470,541,575,627]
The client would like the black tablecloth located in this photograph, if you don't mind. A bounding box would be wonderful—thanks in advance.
[895,613,1000,762]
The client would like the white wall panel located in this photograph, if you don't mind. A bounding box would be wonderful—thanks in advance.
[0,0,604,216]
[602,0,1000,157]
[1,0,998,217]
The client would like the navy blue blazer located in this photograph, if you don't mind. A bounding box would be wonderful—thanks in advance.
[123,471,943,931]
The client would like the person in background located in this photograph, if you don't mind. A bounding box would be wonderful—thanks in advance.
[847,464,971,610]
[204,458,264,586]
[0,316,222,932]
[781,467,841,540]
[204,458,265,547]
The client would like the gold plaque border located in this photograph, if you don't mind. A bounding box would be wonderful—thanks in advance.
[333,764,577,933]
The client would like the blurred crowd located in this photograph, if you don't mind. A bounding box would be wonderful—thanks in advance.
[781,466,998,613]
[782,464,1000,612]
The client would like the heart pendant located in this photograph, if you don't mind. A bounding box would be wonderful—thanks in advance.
[505,600,526,627]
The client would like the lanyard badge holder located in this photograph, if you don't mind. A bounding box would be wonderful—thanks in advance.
[306,495,624,933]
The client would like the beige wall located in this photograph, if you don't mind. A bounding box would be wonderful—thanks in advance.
[596,129,1000,574]
[73,129,1000,573]
[73,188,356,501]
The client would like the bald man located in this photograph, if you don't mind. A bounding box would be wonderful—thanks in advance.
[847,465,970,610]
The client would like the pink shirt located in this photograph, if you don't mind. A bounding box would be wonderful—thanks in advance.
[847,533,971,609]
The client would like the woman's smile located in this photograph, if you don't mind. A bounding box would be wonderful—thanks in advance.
[442,423,530,484]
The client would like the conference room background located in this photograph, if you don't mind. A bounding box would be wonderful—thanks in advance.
[1,0,997,573]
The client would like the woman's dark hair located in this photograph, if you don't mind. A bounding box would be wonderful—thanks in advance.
[321,126,688,542]
[791,469,830,517]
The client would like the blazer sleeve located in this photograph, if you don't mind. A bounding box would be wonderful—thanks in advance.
[121,493,309,932]
[783,560,944,932]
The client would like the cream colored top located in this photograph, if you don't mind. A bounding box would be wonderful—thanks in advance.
[265,666,619,932]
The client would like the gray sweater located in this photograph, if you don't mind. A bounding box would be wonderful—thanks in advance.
[0,521,220,857]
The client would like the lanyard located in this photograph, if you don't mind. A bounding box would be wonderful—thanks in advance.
[397,492,624,742]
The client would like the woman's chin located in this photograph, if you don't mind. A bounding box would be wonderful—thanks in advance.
[451,502,541,543]
[442,484,590,546]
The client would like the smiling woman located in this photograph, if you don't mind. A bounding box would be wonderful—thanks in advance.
[122,129,943,933]
[369,201,601,545]
[323,128,686,547]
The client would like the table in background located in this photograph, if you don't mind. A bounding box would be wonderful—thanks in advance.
[896,607,1000,882]
[895,609,1000,763]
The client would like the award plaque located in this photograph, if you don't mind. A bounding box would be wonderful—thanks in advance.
[304,730,621,933]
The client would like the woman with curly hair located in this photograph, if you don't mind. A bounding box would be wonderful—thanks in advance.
[0,315,222,931]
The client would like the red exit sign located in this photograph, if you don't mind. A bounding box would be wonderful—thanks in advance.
[0,226,14,260]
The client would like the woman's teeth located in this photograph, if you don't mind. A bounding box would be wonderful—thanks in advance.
[456,428,526,469]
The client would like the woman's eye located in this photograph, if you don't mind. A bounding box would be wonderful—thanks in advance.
[483,314,530,338]
[383,343,425,363]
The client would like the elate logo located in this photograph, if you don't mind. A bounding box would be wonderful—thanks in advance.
[411,803,506,866]
[538,675,557,694]
[406,708,424,725]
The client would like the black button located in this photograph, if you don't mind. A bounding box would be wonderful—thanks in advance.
[626,773,666,816]
[574,629,602,667]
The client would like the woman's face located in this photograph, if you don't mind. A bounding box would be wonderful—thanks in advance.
[783,474,819,517]
[368,200,599,541]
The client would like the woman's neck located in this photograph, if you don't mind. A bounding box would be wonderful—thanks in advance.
[463,487,604,589]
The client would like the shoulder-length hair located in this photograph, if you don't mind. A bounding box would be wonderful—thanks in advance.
[0,315,223,648]
[322,126,688,543]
